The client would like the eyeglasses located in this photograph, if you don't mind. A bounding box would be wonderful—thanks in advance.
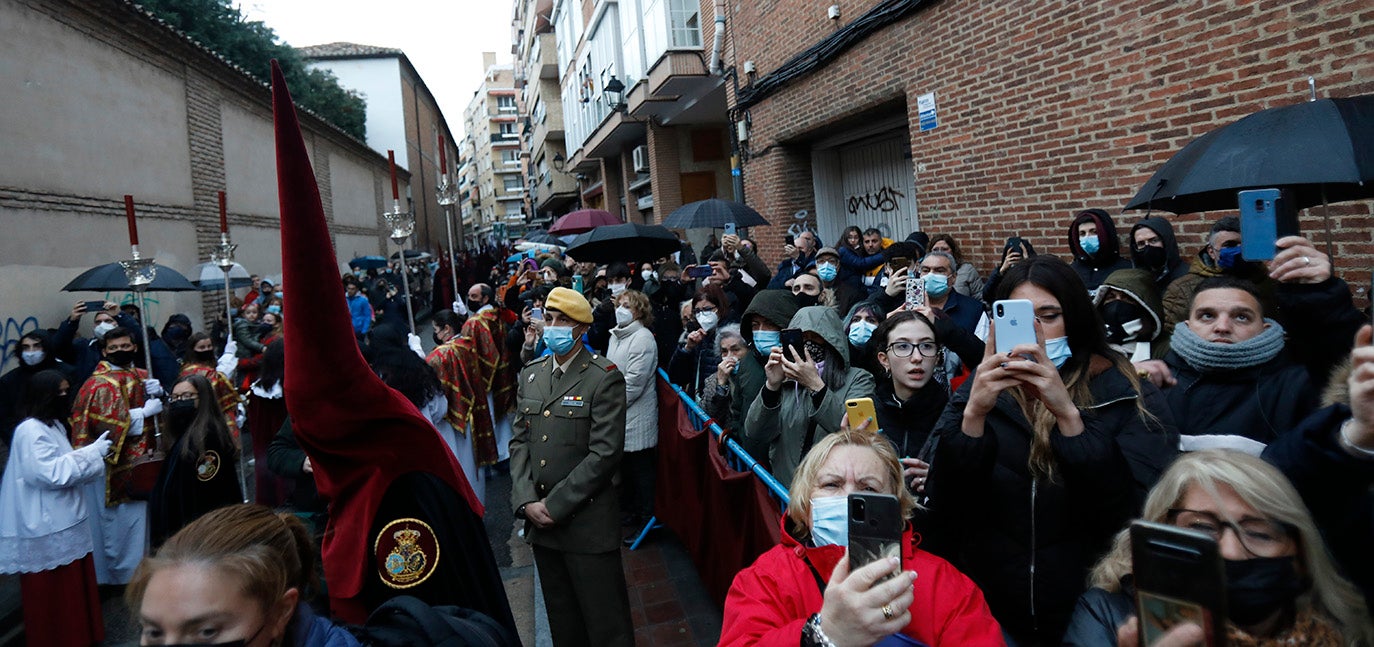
[169,393,199,403]
[1166,508,1294,557]
[884,341,939,358]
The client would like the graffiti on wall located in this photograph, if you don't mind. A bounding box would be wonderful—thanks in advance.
[846,186,906,215]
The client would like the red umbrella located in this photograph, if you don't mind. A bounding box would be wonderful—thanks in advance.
[548,209,621,235]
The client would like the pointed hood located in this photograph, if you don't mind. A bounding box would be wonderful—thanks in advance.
[271,61,479,599]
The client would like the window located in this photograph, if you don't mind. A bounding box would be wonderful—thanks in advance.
[668,0,702,48]
[497,95,517,110]
[501,150,520,165]
[505,202,524,218]
[504,177,523,191]
[499,122,517,136]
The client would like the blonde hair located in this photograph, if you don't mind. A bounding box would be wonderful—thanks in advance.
[1088,450,1372,644]
[127,504,317,617]
[785,430,918,543]
[618,289,653,327]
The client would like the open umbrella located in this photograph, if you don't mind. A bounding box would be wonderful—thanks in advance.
[565,223,681,264]
[187,261,253,290]
[389,250,432,261]
[662,199,769,230]
[522,229,565,247]
[548,209,621,235]
[349,255,389,270]
[1125,94,1374,213]
[62,261,197,292]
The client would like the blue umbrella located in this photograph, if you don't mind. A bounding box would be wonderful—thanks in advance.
[349,255,389,270]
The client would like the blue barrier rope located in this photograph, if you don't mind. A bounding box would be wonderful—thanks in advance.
[657,368,791,507]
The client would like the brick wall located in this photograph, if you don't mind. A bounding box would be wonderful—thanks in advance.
[728,0,1374,301]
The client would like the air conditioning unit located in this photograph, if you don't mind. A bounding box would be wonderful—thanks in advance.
[632,145,650,173]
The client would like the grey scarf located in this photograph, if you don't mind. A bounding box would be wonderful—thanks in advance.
[1170,319,1285,372]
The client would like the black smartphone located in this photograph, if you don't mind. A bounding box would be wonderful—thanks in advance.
[686,265,714,279]
[849,493,902,584]
[785,234,795,246]
[1130,521,1227,646]
[1238,188,1299,261]
[779,328,804,360]
[83,300,107,313]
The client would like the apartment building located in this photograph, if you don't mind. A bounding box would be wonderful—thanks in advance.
[512,0,580,229]
[461,52,526,245]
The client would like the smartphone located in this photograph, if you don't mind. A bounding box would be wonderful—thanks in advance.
[784,234,795,246]
[845,398,878,432]
[686,265,714,279]
[83,300,106,313]
[530,306,543,321]
[572,274,584,293]
[723,222,737,236]
[779,328,804,361]
[905,268,925,308]
[1130,521,1227,646]
[993,299,1038,355]
[849,493,902,584]
[1238,188,1298,261]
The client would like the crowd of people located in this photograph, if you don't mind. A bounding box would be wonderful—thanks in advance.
[0,203,1371,646]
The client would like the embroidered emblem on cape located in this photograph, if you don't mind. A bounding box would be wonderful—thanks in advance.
[196,451,221,482]
[374,518,439,589]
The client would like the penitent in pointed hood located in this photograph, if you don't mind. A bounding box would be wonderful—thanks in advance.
[270,60,480,599]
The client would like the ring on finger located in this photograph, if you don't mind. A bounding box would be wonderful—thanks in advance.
[881,604,894,620]
[1303,256,1312,265]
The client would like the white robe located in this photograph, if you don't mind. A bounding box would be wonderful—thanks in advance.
[422,396,485,505]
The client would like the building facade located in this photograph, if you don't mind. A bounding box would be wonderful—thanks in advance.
[300,43,463,254]
[725,0,1374,290]
[460,53,526,246]
[513,0,580,229]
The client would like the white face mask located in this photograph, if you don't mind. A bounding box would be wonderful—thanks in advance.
[609,282,627,296]
[695,311,719,332]
[21,350,45,366]
[641,270,657,282]
[94,321,117,338]
[615,306,634,327]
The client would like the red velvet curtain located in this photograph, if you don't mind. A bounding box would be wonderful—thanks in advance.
[653,378,783,606]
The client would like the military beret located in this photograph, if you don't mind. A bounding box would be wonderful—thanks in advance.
[545,286,593,324]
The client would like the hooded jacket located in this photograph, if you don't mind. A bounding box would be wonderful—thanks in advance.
[742,306,875,486]
[1128,217,1189,290]
[0,331,76,444]
[719,517,1003,646]
[1068,209,1132,291]
[1094,269,1168,360]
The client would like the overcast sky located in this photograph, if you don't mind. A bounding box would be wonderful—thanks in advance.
[238,0,514,137]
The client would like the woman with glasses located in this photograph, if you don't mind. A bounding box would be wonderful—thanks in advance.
[925,255,1179,645]
[668,284,736,396]
[1065,450,1373,646]
[149,374,243,548]
[868,312,945,497]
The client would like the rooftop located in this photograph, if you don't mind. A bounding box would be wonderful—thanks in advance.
[298,42,403,60]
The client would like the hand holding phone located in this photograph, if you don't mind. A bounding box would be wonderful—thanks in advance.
[1238,188,1298,262]
[779,328,804,362]
[845,398,878,432]
[993,299,1038,356]
[848,493,902,584]
[724,222,737,237]
[1130,521,1227,646]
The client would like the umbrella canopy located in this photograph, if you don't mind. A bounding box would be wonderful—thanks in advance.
[565,223,680,264]
[1125,94,1374,213]
[389,249,432,261]
[349,255,388,270]
[187,261,253,291]
[522,229,565,247]
[548,209,621,235]
[62,261,198,292]
[662,198,769,230]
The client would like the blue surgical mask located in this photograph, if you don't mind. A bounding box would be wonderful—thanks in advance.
[1079,235,1100,255]
[1045,336,1072,368]
[753,330,780,356]
[1217,245,1243,270]
[816,262,838,283]
[266,305,282,315]
[847,320,877,347]
[543,325,577,355]
[810,495,848,547]
[274,291,284,299]
[923,273,950,298]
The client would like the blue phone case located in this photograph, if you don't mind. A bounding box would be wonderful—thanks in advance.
[1239,188,1281,261]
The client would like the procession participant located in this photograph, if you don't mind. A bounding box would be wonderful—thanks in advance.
[511,286,633,647]
[69,325,164,585]
[270,62,513,632]
[426,311,488,504]
[461,282,517,466]
[148,374,242,548]
[177,332,242,440]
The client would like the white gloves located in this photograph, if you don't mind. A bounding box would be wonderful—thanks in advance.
[138,398,164,419]
[452,300,468,316]
[217,340,239,375]
[88,430,113,458]
[407,333,426,359]
[144,378,164,398]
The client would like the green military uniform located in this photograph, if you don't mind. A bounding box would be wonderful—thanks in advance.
[511,346,633,647]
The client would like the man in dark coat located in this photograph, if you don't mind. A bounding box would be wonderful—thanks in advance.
[1128,216,1189,293]
[0,330,76,445]
[1067,208,1131,292]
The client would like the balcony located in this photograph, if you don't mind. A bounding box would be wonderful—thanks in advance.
[535,33,557,80]
[490,133,522,147]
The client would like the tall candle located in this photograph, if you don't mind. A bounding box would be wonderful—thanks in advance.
[124,195,139,246]
[388,150,400,200]
[438,134,447,175]
[218,191,228,233]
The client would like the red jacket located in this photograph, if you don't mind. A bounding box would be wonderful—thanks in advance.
[720,520,1005,646]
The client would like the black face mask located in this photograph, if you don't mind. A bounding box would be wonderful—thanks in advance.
[467,299,485,313]
[258,323,275,335]
[189,350,216,364]
[168,400,198,432]
[1225,556,1308,627]
[105,349,138,367]
[1100,300,1147,344]
[795,293,820,309]
[1134,244,1168,271]
[433,332,447,346]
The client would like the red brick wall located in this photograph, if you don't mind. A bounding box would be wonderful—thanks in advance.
[729,0,1374,301]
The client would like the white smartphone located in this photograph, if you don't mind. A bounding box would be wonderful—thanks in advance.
[992,299,1038,355]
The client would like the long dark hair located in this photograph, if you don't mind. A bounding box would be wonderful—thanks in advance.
[837,225,863,252]
[367,323,442,409]
[170,374,239,463]
[257,340,285,391]
[21,369,72,428]
[184,332,216,366]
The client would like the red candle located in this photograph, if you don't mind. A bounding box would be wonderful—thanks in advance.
[388,150,400,200]
[124,195,139,246]
[438,134,447,175]
[218,191,228,233]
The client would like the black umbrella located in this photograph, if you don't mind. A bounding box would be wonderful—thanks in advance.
[1125,94,1374,213]
[662,199,770,230]
[565,223,681,264]
[522,229,564,247]
[62,261,198,292]
[389,249,432,261]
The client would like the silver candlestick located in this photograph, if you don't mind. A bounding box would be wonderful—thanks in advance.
[211,234,238,328]
[119,247,161,440]
[382,200,417,333]
[436,177,461,313]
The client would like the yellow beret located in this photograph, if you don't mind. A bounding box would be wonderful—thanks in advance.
[545,286,593,324]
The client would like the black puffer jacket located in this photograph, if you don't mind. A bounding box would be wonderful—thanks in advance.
[1163,350,1318,443]
[1062,585,1134,647]
[924,357,1179,645]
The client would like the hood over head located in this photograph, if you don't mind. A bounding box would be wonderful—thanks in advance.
[740,290,800,343]
[1093,269,1164,341]
[789,305,849,364]
[1068,208,1124,267]
[1129,216,1183,274]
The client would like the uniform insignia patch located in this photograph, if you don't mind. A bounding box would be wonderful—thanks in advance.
[561,395,585,407]
[374,518,440,589]
[196,451,220,482]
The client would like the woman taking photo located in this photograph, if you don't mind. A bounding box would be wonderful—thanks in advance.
[1064,450,1373,646]
[608,289,660,532]
[927,255,1178,645]
[720,429,1003,646]
[668,284,736,396]
[149,374,244,547]
[0,369,112,646]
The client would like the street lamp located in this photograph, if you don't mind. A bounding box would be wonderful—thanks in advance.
[603,75,626,112]
[552,152,566,172]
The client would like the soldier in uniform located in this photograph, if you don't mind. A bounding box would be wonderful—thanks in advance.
[512,286,634,647]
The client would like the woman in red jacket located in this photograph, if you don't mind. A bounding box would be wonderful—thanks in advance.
[721,427,1005,647]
